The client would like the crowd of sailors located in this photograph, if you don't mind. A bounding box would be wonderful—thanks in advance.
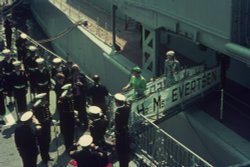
[0,15,133,167]
[0,8,182,167]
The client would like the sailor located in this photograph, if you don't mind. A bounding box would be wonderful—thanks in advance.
[57,83,75,151]
[89,143,110,167]
[23,45,38,71]
[0,72,6,125]
[15,33,28,61]
[64,60,73,83]
[114,93,130,167]
[1,49,15,106]
[51,57,66,80]
[71,64,88,128]
[88,106,108,146]
[35,57,51,101]
[69,134,107,167]
[87,75,109,116]
[14,111,39,167]
[24,45,38,100]
[122,66,147,99]
[4,16,13,49]
[12,60,28,115]
[164,50,181,85]
[54,73,66,101]
[32,93,53,164]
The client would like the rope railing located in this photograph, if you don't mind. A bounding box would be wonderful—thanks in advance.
[130,112,214,167]
[50,0,127,49]
[50,0,113,47]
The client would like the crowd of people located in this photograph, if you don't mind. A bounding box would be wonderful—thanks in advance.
[0,14,133,167]
[0,10,182,167]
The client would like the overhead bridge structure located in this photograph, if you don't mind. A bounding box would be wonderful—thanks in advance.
[111,0,250,88]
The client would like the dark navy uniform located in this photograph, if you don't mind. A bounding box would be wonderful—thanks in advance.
[87,82,109,115]
[1,51,15,100]
[70,148,104,167]
[35,58,51,101]
[0,73,6,118]
[35,68,51,94]
[58,90,75,151]
[32,99,52,163]
[88,106,108,146]
[63,61,73,84]
[114,94,130,167]
[4,18,13,49]
[15,33,27,61]
[51,57,67,80]
[12,68,28,114]
[24,46,38,97]
[89,115,108,146]
[72,65,88,127]
[54,73,66,102]
[70,134,108,167]
[15,112,39,167]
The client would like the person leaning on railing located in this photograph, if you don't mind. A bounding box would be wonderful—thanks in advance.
[122,66,146,99]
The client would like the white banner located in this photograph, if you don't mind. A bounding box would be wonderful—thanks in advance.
[131,67,220,116]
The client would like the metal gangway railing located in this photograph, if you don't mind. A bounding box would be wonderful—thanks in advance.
[130,111,214,167]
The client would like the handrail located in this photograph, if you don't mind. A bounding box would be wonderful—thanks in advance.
[141,112,213,166]
[130,111,214,167]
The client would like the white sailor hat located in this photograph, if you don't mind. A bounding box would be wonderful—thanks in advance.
[114,93,126,102]
[50,78,56,85]
[13,60,21,66]
[36,58,44,64]
[166,50,175,57]
[35,93,47,99]
[61,83,72,90]
[78,134,93,147]
[71,64,80,71]
[20,33,27,39]
[20,111,33,122]
[2,49,11,55]
[28,45,37,52]
[33,99,42,108]
[52,57,62,64]
[60,90,68,98]
[88,106,102,115]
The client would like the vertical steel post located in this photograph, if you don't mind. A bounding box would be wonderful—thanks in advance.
[112,5,117,49]
[220,89,224,120]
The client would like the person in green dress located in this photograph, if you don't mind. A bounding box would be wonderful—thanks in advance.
[123,66,146,99]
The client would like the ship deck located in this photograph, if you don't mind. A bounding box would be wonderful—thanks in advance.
[1,0,250,166]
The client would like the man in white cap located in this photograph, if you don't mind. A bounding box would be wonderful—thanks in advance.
[32,92,53,164]
[51,57,66,80]
[69,134,108,167]
[114,93,130,167]
[12,60,28,115]
[164,50,181,85]
[24,45,38,100]
[15,33,27,61]
[71,64,88,128]
[14,111,39,167]
[1,49,15,106]
[57,83,75,151]
[34,57,51,101]
[88,106,108,146]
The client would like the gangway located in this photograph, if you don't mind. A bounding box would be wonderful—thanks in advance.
[119,66,221,166]
[125,65,220,119]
